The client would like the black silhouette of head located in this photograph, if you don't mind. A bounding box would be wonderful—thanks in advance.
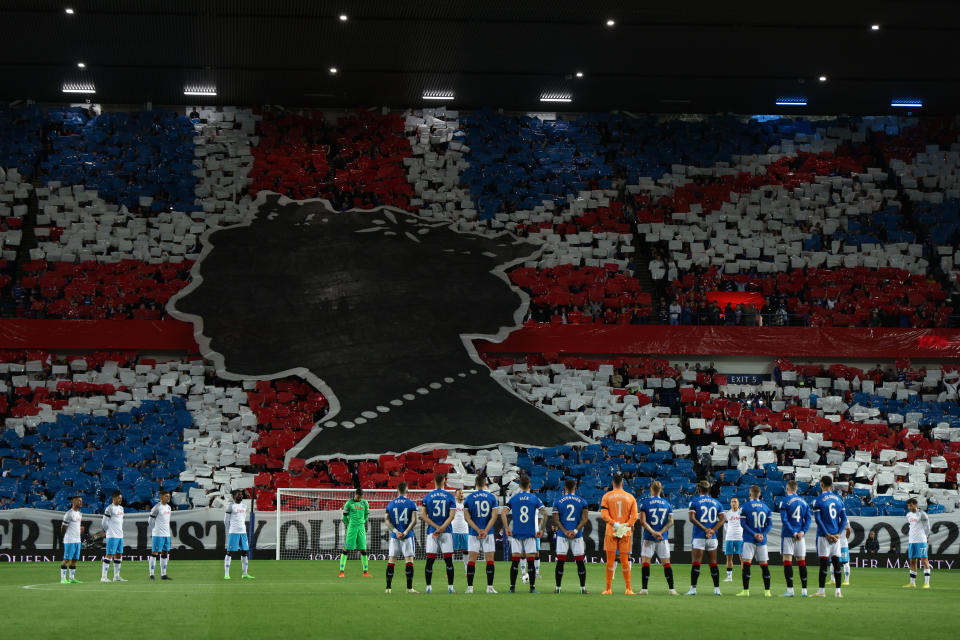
[171,195,585,457]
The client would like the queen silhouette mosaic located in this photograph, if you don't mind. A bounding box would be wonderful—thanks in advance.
[169,194,587,458]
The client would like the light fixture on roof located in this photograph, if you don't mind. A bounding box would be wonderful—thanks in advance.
[891,98,923,108]
[871,24,880,30]
[818,75,827,82]
[184,85,217,96]
[575,71,584,78]
[339,14,348,21]
[540,92,572,103]
[62,82,95,94]
[329,67,338,75]
[77,62,86,69]
[775,97,807,106]
[422,91,454,101]
[605,18,616,27]
[64,7,74,14]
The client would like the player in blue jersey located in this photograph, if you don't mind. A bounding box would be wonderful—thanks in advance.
[552,478,589,594]
[638,481,677,595]
[420,472,458,594]
[777,479,811,597]
[737,485,773,597]
[385,481,419,594]
[500,475,546,593]
[463,474,500,594]
[687,481,724,596]
[811,475,847,598]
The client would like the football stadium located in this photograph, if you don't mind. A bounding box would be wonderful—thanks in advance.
[0,2,959,638]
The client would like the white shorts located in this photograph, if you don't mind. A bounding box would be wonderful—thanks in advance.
[509,537,538,556]
[425,532,453,556]
[692,537,718,551]
[816,536,842,558]
[641,539,671,560]
[781,535,807,558]
[555,537,586,557]
[467,534,496,554]
[388,536,415,559]
[741,542,769,563]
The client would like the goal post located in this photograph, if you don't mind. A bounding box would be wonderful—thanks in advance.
[275,488,478,561]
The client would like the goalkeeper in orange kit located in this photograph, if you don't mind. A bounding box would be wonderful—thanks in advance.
[600,473,639,595]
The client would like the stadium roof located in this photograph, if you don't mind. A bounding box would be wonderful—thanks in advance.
[2,0,959,113]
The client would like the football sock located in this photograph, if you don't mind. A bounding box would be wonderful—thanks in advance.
[576,559,587,588]
[641,563,650,590]
[621,558,632,591]
[527,558,537,589]
[798,560,807,588]
[831,557,842,587]
[386,563,395,589]
[818,558,828,588]
[726,568,733,580]
[486,561,495,587]
[102,559,110,579]
[338,553,347,572]
[466,561,476,587]
[405,562,414,589]
[760,563,771,590]
[113,559,121,578]
[555,560,564,588]
[361,552,369,573]
[160,553,168,576]
[664,563,674,590]
[535,558,541,574]
[843,562,850,581]
[241,556,249,575]
[924,569,930,586]
[149,555,157,576]
[510,559,520,587]
[69,567,76,580]
[444,556,455,586]
[424,556,435,586]
[783,560,794,588]
[709,563,720,588]
[909,570,917,585]
[60,566,67,580]
[224,554,232,574]
[742,562,752,590]
[690,562,701,587]
[605,556,616,590]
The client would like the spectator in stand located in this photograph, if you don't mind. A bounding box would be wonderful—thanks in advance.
[864,531,880,555]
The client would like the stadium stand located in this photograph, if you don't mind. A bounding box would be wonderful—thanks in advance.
[1,105,960,520]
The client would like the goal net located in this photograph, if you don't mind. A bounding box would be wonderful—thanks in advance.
[275,488,482,561]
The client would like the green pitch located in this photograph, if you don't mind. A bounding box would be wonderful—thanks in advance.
[0,560,956,639]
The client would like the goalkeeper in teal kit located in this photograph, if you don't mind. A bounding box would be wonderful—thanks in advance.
[339,488,371,577]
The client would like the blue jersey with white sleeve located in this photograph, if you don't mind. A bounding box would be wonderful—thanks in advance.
[553,493,588,539]
[463,489,498,535]
[385,496,418,539]
[639,496,673,541]
[812,491,848,538]
[777,494,811,537]
[740,499,773,544]
[506,491,544,538]
[688,495,723,539]
[421,489,456,535]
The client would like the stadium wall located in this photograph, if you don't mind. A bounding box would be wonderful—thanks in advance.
[2,508,958,566]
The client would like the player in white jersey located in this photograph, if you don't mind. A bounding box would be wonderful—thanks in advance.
[521,503,543,584]
[60,495,84,584]
[101,491,126,582]
[722,498,743,582]
[224,491,254,580]
[148,490,173,580]
[830,525,853,585]
[904,498,932,588]
[452,489,470,573]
